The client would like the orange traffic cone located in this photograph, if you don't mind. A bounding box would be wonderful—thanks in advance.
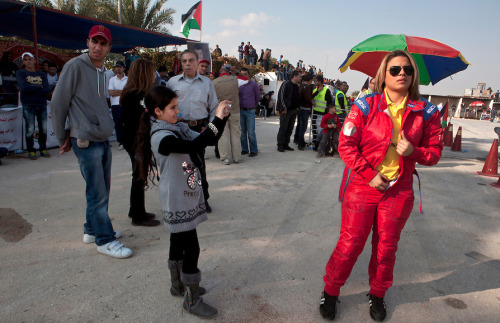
[475,139,499,177]
[450,126,462,151]
[490,177,500,188]
[443,123,453,147]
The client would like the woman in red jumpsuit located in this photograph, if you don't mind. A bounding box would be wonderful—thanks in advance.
[319,50,443,321]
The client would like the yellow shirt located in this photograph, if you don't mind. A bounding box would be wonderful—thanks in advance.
[375,90,408,180]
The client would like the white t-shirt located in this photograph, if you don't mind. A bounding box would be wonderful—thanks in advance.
[47,73,58,89]
[108,75,128,106]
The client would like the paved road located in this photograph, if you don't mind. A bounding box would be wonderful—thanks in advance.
[0,117,499,322]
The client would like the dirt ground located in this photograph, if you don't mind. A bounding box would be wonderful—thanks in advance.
[0,116,499,322]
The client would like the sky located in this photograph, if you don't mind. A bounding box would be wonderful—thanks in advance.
[164,0,499,96]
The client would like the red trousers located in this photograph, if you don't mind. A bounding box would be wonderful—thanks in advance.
[323,174,414,298]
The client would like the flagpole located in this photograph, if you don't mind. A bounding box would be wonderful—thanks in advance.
[199,1,202,41]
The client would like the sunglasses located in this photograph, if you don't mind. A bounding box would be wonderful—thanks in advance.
[388,65,414,76]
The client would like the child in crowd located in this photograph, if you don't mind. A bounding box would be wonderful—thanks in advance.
[317,103,341,158]
[135,86,229,319]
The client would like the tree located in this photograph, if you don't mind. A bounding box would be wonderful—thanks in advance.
[100,0,175,34]
[33,0,175,34]
[33,0,104,19]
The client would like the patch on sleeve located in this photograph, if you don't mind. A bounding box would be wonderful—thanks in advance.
[343,121,356,136]
[347,110,358,120]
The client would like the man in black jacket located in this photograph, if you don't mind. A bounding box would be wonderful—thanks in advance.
[276,71,302,152]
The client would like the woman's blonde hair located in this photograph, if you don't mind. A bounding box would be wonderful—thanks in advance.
[373,50,420,100]
[120,58,155,105]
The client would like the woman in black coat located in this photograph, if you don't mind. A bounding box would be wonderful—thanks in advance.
[120,59,160,226]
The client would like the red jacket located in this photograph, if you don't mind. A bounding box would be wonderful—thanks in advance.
[339,93,443,188]
[320,113,341,134]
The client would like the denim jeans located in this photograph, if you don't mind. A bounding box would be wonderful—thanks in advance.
[240,109,258,153]
[311,110,324,142]
[23,104,47,152]
[294,108,311,146]
[71,137,116,246]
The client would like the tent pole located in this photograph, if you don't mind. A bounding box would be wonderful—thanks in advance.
[118,0,122,24]
[30,1,39,70]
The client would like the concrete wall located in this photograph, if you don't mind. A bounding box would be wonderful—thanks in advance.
[424,94,494,119]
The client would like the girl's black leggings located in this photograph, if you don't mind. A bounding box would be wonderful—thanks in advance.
[169,229,200,274]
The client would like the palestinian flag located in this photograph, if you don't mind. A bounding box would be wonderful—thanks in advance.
[180,1,202,38]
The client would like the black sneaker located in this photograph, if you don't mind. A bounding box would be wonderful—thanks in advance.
[368,294,386,321]
[241,151,249,155]
[284,146,294,151]
[319,291,338,320]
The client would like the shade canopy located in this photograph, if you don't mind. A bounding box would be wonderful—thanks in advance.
[0,0,189,53]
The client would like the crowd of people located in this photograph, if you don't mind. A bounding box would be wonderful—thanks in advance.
[44,25,284,319]
[2,26,446,322]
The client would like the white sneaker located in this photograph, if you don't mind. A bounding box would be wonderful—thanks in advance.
[97,240,133,259]
[118,144,125,150]
[223,159,231,165]
[83,231,122,244]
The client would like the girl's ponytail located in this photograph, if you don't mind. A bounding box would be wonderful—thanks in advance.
[134,109,158,189]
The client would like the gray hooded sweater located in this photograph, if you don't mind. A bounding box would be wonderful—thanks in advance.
[51,54,114,146]
[151,120,208,233]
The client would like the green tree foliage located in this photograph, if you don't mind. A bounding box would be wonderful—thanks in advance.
[34,0,106,18]
[33,0,175,34]
[100,0,175,34]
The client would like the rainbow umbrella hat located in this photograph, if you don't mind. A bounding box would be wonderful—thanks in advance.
[339,34,470,85]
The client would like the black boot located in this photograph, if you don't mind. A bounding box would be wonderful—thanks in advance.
[181,271,217,318]
[368,294,387,321]
[319,290,338,320]
[168,260,206,297]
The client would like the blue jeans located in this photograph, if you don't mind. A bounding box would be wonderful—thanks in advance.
[240,109,258,153]
[71,138,116,246]
[23,104,47,152]
[294,109,311,146]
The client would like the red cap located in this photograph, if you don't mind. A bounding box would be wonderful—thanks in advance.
[198,59,210,65]
[88,25,112,43]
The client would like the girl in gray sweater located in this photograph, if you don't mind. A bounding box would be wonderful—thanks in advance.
[135,86,229,319]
